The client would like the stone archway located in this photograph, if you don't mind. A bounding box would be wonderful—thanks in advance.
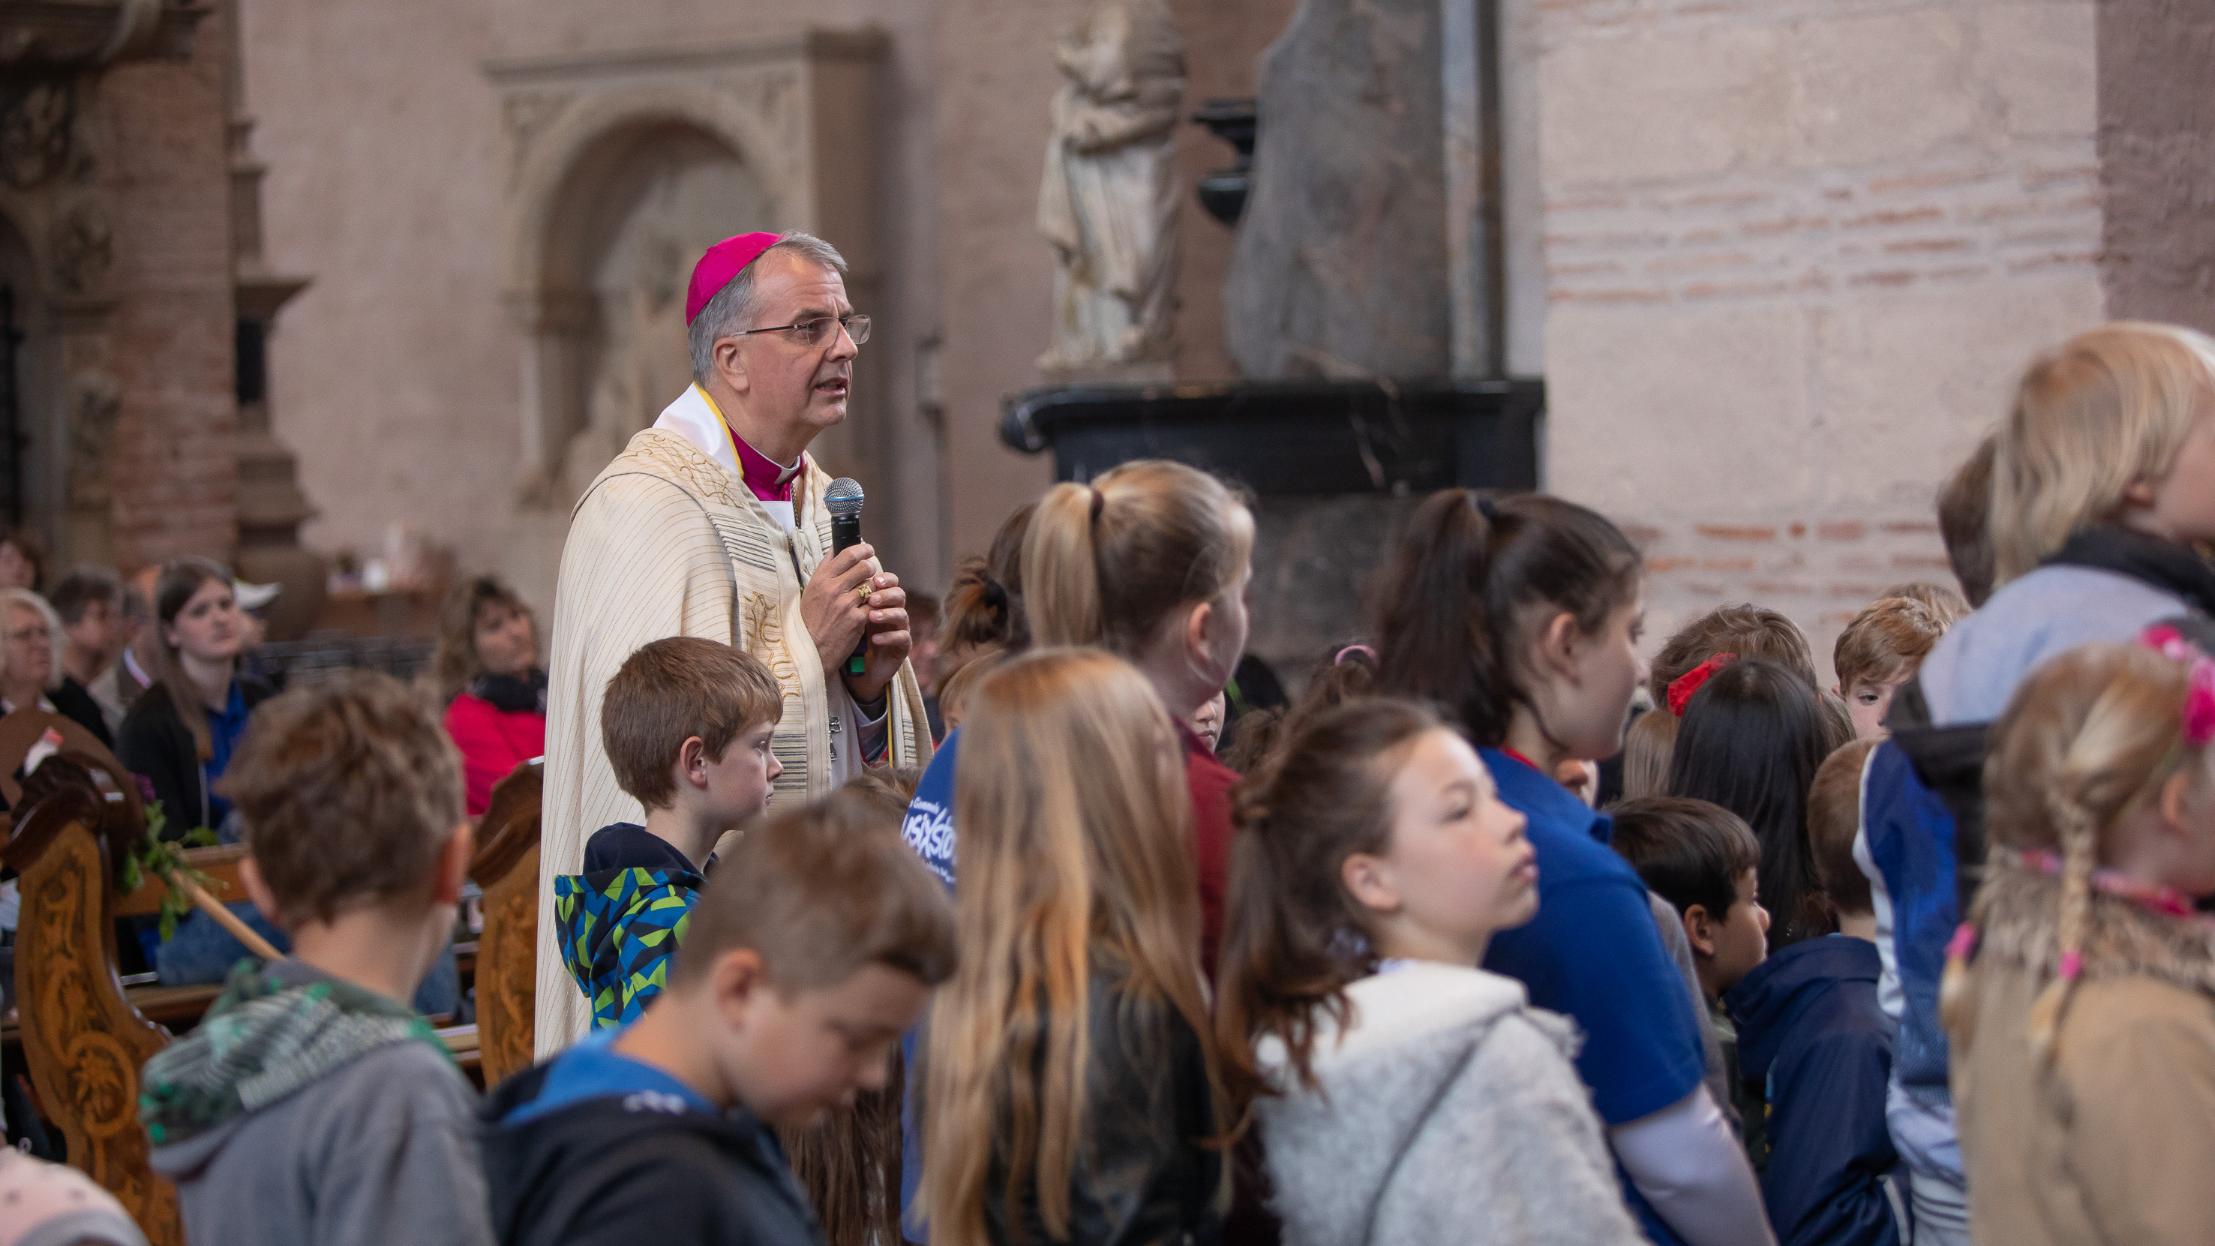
[514,115,774,504]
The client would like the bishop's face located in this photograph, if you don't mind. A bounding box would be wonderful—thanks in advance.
[729,252,859,447]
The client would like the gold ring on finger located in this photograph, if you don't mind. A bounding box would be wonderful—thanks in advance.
[858,582,872,604]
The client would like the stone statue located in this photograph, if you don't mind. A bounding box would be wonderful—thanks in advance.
[565,232,688,501]
[1037,0,1186,374]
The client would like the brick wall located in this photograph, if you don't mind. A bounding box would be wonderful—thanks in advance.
[94,8,240,567]
[1534,0,2108,681]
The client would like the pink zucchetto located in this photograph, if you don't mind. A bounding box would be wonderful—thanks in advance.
[684,231,782,326]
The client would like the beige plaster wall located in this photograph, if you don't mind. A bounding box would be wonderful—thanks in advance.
[243,0,1290,611]
[1535,0,2107,681]
[240,0,941,617]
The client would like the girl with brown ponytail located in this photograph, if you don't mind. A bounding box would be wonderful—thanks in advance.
[1945,629,2215,1246]
[1215,698,1642,1243]
[1370,489,1773,1246]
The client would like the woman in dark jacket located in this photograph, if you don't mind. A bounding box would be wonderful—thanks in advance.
[117,558,271,837]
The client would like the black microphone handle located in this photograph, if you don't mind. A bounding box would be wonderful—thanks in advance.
[830,513,867,676]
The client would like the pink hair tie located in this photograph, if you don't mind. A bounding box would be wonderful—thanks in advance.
[2058,951,2084,982]
[2137,625,2215,747]
[1334,643,1376,667]
[1667,652,1739,718]
[1946,924,1980,962]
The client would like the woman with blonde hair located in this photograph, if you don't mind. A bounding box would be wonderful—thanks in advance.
[434,575,547,816]
[0,587,108,745]
[918,648,1227,1245]
[1860,321,2215,1245]
[1946,631,2215,1244]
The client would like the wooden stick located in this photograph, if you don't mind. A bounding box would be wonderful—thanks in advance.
[180,876,283,962]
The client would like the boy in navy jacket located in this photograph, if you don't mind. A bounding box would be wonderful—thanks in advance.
[1726,737,1899,1246]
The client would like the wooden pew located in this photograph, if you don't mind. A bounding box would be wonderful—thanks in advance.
[5,750,486,1244]
[5,751,185,1245]
[469,759,542,1087]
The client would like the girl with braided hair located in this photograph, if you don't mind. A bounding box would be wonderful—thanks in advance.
[1945,629,2215,1245]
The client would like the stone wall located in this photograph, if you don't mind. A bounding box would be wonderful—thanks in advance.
[2096,0,2215,327]
[1535,0,2107,680]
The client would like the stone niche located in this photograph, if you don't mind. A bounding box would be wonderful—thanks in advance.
[486,31,886,511]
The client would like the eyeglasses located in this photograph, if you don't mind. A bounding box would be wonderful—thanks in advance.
[732,313,871,348]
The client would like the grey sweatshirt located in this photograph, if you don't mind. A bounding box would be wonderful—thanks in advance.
[144,961,495,1246]
[1256,961,1646,1245]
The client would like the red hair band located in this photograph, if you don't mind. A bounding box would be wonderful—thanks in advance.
[1667,652,1739,718]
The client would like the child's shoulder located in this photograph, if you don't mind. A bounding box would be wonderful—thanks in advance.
[581,823,695,876]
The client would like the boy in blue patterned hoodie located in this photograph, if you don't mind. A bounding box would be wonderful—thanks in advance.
[557,636,782,1028]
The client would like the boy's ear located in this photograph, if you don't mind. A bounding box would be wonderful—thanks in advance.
[710,947,768,1025]
[1340,852,1400,915]
[678,736,709,790]
[433,820,473,906]
[1682,903,1720,958]
[240,856,280,925]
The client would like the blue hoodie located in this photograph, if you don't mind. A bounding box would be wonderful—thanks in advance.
[1858,528,2215,1195]
[1725,936,1898,1246]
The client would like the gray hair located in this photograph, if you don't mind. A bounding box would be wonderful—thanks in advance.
[0,588,65,691]
[687,231,849,383]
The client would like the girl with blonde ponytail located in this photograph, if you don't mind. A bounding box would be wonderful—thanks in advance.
[917,649,1228,1246]
[1947,630,2215,1245]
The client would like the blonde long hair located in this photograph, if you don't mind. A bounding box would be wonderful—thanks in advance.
[1990,322,2215,585]
[918,648,1226,1243]
[1971,640,2215,1061]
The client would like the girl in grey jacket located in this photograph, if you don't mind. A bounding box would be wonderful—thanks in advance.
[1217,698,1644,1245]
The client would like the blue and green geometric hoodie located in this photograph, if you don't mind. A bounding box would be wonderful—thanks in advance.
[552,823,709,1030]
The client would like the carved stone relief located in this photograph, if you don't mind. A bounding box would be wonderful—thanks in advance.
[66,371,119,507]
[0,79,79,190]
[51,201,110,294]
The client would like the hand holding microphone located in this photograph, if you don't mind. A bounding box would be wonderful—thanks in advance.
[807,478,908,703]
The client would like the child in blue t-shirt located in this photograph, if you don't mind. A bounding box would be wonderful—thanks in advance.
[1372,489,1775,1246]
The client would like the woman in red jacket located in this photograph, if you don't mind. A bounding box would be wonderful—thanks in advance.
[436,575,546,816]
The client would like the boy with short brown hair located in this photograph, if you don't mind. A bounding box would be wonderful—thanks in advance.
[484,789,958,1246]
[140,672,491,1246]
[557,636,784,1029]
[1834,596,1947,739]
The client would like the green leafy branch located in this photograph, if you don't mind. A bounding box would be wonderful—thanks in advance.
[117,802,221,942]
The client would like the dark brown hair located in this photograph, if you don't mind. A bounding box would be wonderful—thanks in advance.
[433,574,534,700]
[146,557,235,762]
[1808,737,1880,917]
[1610,796,1761,925]
[1834,596,1946,695]
[1220,643,1377,778]
[1024,461,1253,657]
[1649,603,1817,705]
[48,566,120,627]
[671,786,957,994]
[1373,490,1641,747]
[223,671,462,927]
[1216,698,1445,1113]
[1937,433,1997,607]
[601,637,783,810]
[0,527,46,590]
[940,501,1034,676]
[1669,658,1852,948]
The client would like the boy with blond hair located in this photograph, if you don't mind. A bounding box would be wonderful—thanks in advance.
[484,789,957,1245]
[140,672,491,1246]
[557,636,784,1029]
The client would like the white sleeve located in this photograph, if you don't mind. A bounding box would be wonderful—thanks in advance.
[1610,1086,1777,1246]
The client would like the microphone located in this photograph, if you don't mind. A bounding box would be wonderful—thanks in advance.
[824,478,867,677]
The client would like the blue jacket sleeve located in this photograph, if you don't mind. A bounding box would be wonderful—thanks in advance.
[1762,1030,1901,1246]
[1488,876,1707,1125]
